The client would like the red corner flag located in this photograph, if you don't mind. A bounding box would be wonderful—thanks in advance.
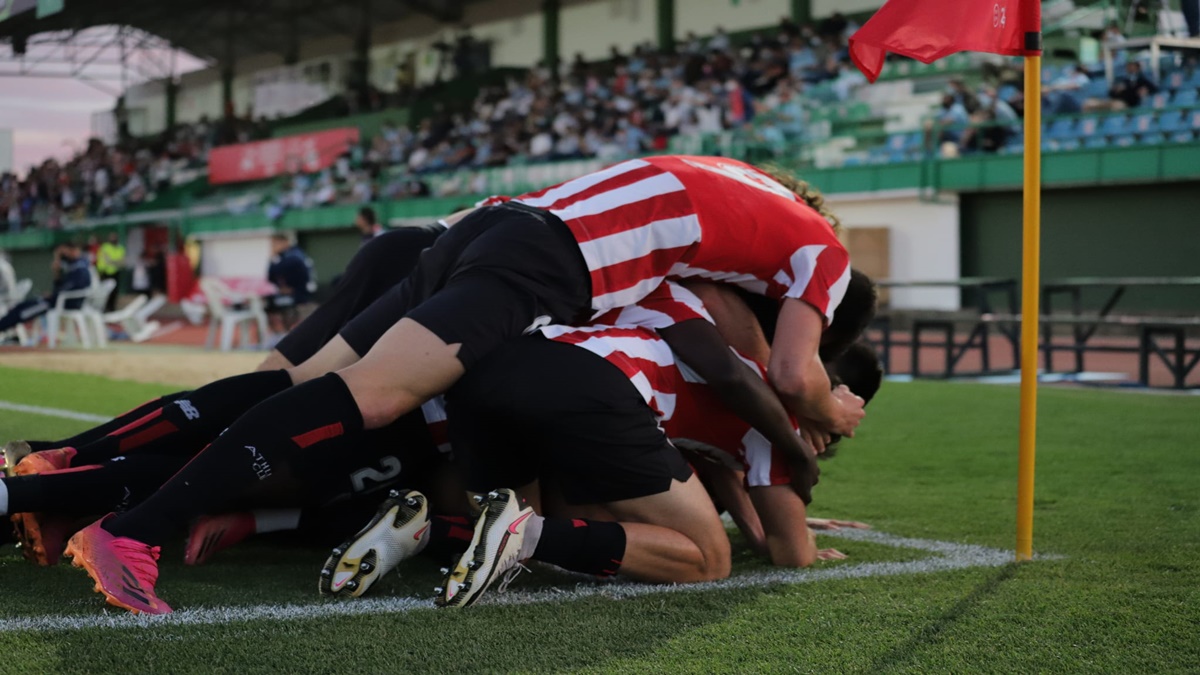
[849,0,1042,82]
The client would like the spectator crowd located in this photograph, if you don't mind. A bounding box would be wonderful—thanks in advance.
[9,13,1195,226]
[3,112,271,233]
[260,14,869,212]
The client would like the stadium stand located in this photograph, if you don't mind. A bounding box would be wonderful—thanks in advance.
[4,7,1195,233]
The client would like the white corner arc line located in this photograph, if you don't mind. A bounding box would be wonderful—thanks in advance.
[0,400,109,424]
[0,530,1054,634]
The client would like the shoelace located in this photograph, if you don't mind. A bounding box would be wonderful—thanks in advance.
[495,562,530,593]
[109,537,163,586]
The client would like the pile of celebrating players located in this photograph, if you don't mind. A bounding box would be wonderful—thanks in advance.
[1,155,881,615]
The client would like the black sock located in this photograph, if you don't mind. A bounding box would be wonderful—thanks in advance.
[25,393,187,452]
[425,515,474,559]
[72,370,293,465]
[2,455,187,515]
[533,518,627,577]
[104,373,364,546]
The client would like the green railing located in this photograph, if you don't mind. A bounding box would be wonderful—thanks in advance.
[273,108,411,140]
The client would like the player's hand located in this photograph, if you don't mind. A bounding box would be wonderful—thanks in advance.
[827,385,865,437]
[816,548,848,561]
[799,424,831,455]
[806,518,871,531]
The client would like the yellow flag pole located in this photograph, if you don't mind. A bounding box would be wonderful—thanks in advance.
[1016,53,1042,562]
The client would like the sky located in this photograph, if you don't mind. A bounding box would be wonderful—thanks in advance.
[1,77,117,172]
[0,26,205,175]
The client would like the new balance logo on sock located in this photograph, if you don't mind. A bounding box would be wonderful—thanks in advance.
[246,446,272,480]
[174,400,201,421]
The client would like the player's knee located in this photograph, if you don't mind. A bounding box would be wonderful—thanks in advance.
[352,391,411,430]
[343,374,423,430]
[257,350,294,372]
[676,533,731,583]
[286,361,320,385]
[699,537,733,581]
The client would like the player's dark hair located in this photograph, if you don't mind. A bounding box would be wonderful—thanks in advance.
[736,268,876,357]
[358,207,377,225]
[819,269,877,362]
[830,341,884,404]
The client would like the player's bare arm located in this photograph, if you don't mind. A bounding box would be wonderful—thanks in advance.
[656,318,821,504]
[682,281,772,365]
[769,298,866,437]
[687,457,768,557]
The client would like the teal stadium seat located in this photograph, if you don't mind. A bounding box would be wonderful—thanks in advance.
[1172,89,1198,108]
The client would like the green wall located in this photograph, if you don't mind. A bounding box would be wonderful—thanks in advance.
[9,249,55,296]
[961,182,1200,312]
[297,229,364,296]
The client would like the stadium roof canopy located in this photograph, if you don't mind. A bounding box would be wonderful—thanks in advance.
[0,0,469,68]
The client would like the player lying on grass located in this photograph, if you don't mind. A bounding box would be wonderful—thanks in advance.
[0,396,461,570]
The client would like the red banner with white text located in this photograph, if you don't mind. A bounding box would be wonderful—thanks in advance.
[207,127,360,185]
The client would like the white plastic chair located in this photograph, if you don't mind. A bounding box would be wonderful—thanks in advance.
[200,278,269,351]
[102,294,163,343]
[85,279,117,347]
[46,286,97,348]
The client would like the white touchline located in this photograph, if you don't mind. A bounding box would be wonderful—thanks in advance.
[0,400,109,424]
[0,529,1056,634]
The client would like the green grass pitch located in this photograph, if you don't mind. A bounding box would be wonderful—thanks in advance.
[0,364,1197,673]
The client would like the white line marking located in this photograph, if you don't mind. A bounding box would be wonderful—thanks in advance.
[0,400,108,424]
[0,530,1050,634]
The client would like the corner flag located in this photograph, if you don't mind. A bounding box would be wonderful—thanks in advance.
[849,0,1044,562]
[849,0,1042,82]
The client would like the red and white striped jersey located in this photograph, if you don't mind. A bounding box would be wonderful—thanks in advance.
[586,279,713,330]
[539,280,711,419]
[541,324,682,421]
[489,155,850,319]
[667,356,795,488]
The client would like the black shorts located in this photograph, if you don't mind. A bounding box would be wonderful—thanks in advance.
[339,203,592,369]
[447,337,692,505]
[275,224,447,365]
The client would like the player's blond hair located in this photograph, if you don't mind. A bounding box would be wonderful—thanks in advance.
[759,164,844,236]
